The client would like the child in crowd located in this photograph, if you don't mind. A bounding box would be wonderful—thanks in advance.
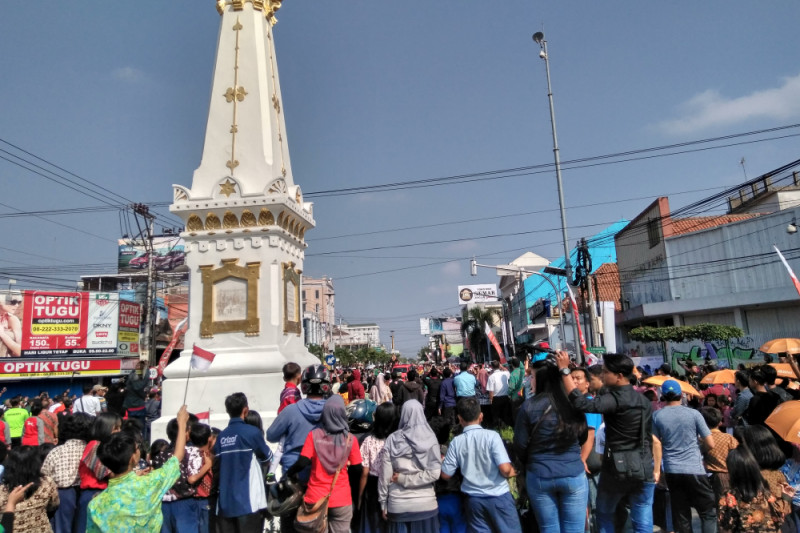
[700,406,738,502]
[266,363,302,485]
[148,440,169,465]
[86,406,190,532]
[189,423,213,533]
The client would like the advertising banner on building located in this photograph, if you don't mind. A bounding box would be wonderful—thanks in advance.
[457,284,498,305]
[118,236,186,275]
[14,291,140,358]
[0,358,122,378]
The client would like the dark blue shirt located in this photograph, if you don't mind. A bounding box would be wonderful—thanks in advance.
[439,377,457,408]
[513,395,584,479]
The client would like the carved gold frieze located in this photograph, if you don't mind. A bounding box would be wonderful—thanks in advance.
[216,0,282,24]
[187,215,204,232]
[223,211,239,229]
[205,213,222,230]
[282,261,301,335]
[258,208,274,226]
[200,259,261,338]
[223,18,245,177]
[241,210,257,227]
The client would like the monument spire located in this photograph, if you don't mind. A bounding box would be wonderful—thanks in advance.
[159,0,318,431]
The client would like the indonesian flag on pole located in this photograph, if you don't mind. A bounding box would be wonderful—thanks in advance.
[484,322,506,363]
[156,317,188,378]
[191,345,216,372]
[195,411,210,426]
[565,284,589,356]
[774,245,800,297]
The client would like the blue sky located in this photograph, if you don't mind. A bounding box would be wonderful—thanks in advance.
[2,1,800,355]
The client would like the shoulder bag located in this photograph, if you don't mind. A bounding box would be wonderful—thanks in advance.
[294,433,353,533]
[606,397,648,482]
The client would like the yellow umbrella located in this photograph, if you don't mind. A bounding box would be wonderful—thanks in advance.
[700,369,737,385]
[760,338,800,354]
[642,375,702,397]
[769,363,798,379]
[765,400,800,444]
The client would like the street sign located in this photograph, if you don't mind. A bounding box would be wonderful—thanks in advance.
[588,347,607,356]
[148,367,158,380]
[325,354,336,366]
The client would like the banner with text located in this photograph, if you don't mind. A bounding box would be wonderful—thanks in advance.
[18,291,140,358]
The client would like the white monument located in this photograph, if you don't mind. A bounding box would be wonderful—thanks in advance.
[155,0,319,432]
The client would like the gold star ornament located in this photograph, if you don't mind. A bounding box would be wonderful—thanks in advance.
[220,179,237,198]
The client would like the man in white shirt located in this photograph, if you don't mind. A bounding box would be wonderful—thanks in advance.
[72,384,102,416]
[485,360,512,427]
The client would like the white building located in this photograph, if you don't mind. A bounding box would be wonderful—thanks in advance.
[336,323,380,349]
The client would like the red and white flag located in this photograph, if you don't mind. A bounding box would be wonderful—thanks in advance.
[195,411,210,426]
[191,345,216,372]
[565,284,589,356]
[484,322,506,363]
[774,245,800,297]
[156,317,188,378]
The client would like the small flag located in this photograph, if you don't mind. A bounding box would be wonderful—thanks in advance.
[157,317,188,377]
[195,411,210,426]
[565,284,590,357]
[191,345,216,372]
[484,321,506,363]
[774,245,800,297]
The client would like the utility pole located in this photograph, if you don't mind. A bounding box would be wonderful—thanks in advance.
[132,203,157,366]
[579,238,601,347]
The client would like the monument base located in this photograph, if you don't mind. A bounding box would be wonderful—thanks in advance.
[151,343,319,442]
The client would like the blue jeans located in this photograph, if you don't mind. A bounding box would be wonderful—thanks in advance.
[53,487,78,533]
[437,493,467,533]
[77,488,101,533]
[465,492,521,533]
[526,471,588,533]
[595,475,655,533]
[161,498,200,532]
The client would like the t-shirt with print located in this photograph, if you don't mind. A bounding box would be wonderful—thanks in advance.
[300,432,361,508]
[652,405,710,475]
[360,435,387,477]
[152,444,203,501]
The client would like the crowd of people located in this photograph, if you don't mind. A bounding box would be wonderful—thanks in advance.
[0,351,799,533]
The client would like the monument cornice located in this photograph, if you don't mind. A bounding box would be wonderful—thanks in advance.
[216,0,282,24]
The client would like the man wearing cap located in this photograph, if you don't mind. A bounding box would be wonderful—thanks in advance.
[652,379,716,533]
[91,385,109,413]
[0,291,22,357]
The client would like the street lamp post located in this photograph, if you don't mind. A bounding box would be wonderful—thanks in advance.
[532,31,582,352]
[471,260,567,350]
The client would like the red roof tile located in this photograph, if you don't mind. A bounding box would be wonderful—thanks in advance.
[668,214,761,236]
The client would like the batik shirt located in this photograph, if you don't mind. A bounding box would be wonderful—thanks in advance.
[87,455,180,533]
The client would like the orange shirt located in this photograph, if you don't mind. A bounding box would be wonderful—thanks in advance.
[300,432,361,508]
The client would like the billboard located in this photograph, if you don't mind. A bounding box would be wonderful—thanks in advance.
[8,291,141,358]
[458,284,498,305]
[118,236,186,275]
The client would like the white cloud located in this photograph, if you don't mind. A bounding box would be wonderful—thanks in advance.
[656,73,800,135]
[440,261,461,277]
[443,240,479,253]
[112,66,145,83]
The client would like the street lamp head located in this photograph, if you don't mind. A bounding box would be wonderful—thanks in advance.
[539,49,547,60]
[532,32,545,45]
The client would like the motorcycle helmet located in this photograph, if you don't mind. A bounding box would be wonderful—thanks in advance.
[266,478,303,516]
[346,399,377,432]
[301,364,332,397]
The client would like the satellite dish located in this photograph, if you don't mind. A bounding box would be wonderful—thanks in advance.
[532,32,545,44]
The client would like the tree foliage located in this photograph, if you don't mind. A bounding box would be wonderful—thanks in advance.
[307,344,324,358]
[628,323,745,344]
[461,306,502,363]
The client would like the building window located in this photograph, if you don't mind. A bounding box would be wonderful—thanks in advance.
[647,218,660,248]
[315,290,319,298]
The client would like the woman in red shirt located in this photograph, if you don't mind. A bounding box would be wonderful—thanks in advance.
[286,395,361,533]
[76,412,120,532]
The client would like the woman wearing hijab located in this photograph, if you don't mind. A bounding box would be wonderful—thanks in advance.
[378,400,441,533]
[370,374,393,405]
[286,395,362,533]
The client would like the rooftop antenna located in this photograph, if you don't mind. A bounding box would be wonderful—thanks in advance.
[740,157,748,180]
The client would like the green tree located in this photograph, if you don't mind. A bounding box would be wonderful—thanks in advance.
[460,306,502,363]
[307,344,324,358]
[628,323,745,362]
